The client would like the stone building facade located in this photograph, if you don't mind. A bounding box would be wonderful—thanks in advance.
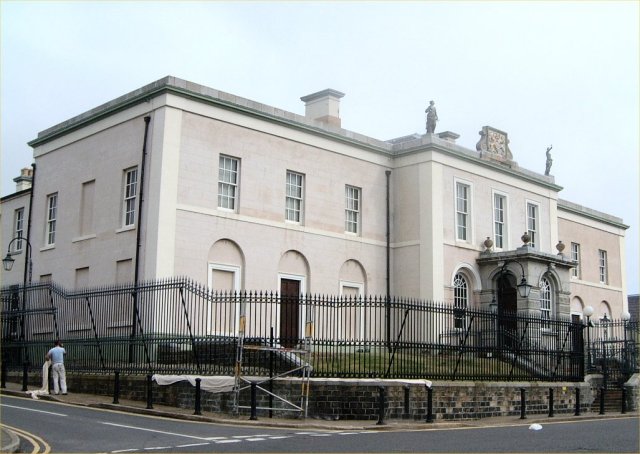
[1,76,629,326]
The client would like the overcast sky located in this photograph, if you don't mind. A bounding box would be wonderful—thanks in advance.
[1,1,638,294]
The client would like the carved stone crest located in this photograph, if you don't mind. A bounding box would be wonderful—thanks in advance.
[476,126,513,163]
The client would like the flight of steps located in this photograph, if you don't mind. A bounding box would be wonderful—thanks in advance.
[590,388,626,414]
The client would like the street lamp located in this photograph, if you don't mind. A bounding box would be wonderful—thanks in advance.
[584,305,594,370]
[498,260,533,299]
[3,236,32,283]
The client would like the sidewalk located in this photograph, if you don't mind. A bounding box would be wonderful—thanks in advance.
[1,380,636,453]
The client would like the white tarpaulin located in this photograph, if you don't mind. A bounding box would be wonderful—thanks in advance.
[26,359,51,399]
[152,375,235,393]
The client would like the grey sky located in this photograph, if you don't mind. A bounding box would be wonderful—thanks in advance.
[1,1,638,293]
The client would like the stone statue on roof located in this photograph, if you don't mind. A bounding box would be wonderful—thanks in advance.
[425,100,438,133]
[545,145,553,176]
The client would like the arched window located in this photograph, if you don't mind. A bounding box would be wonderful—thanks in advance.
[454,273,468,329]
[540,277,552,329]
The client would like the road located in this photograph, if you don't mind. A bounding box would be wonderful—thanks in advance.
[1,395,638,453]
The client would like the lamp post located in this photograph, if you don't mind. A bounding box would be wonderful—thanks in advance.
[621,311,631,374]
[583,305,594,370]
[3,235,33,388]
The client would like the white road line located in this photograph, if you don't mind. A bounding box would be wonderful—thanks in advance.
[215,439,242,444]
[1,403,67,417]
[203,437,227,440]
[101,422,210,440]
[310,433,332,437]
[268,436,292,439]
[175,443,210,448]
[111,449,139,453]
[246,438,267,441]
[231,435,255,438]
[144,447,171,451]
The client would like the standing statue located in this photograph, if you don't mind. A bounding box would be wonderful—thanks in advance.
[545,145,553,176]
[425,100,438,133]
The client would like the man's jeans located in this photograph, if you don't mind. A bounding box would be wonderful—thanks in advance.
[51,363,67,394]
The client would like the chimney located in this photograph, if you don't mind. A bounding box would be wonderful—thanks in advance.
[14,167,33,192]
[300,89,345,127]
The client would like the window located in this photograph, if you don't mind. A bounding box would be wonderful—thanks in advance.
[599,250,608,284]
[456,182,470,241]
[45,193,58,246]
[285,171,304,223]
[123,168,138,227]
[493,194,506,249]
[540,277,552,329]
[527,202,538,248]
[345,185,360,234]
[453,273,468,329]
[571,242,581,278]
[13,209,24,252]
[218,155,239,210]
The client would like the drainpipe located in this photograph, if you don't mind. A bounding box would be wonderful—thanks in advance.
[385,170,391,352]
[130,116,151,362]
[20,163,36,365]
[24,163,36,286]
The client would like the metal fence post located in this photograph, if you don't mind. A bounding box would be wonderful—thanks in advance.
[621,387,627,414]
[520,388,527,419]
[425,386,434,423]
[146,374,153,409]
[574,387,581,416]
[548,388,554,417]
[194,378,202,415]
[112,370,120,404]
[21,362,28,391]
[376,386,386,425]
[249,381,258,420]
[1,360,6,388]
[599,387,605,415]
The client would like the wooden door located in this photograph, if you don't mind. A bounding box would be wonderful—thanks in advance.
[280,279,300,348]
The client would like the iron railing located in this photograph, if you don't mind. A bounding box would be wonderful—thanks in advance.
[1,278,635,382]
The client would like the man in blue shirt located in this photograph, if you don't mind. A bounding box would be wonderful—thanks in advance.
[46,340,67,395]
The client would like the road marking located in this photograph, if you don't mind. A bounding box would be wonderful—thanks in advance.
[246,438,267,441]
[2,424,51,454]
[111,449,139,453]
[215,439,242,443]
[310,433,332,437]
[144,447,171,451]
[175,443,210,448]
[268,436,292,439]
[101,422,210,440]
[1,403,67,417]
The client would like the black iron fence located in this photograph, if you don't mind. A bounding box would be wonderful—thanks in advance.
[1,278,637,382]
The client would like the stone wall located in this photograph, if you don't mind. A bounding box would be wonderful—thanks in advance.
[10,371,626,420]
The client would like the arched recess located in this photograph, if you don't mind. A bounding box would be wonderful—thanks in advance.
[277,250,310,348]
[206,239,245,336]
[570,296,585,316]
[208,239,245,291]
[337,259,367,342]
[339,259,367,296]
[599,300,612,320]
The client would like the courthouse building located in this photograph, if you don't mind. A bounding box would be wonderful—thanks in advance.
[1,76,629,326]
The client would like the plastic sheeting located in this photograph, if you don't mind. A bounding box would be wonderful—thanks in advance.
[152,374,235,393]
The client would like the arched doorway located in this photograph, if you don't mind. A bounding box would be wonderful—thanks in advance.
[497,273,517,348]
